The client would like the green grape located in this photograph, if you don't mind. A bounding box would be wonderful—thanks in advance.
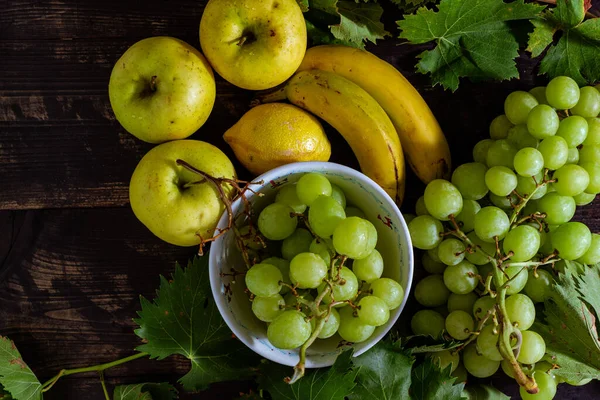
[583,117,600,145]
[276,184,307,213]
[245,263,283,297]
[580,162,600,194]
[473,139,495,164]
[424,179,463,220]
[505,294,536,330]
[238,225,264,250]
[501,359,516,378]
[267,310,311,349]
[415,195,429,216]
[296,173,332,206]
[463,343,501,378]
[478,263,494,282]
[451,162,489,200]
[447,292,478,314]
[485,166,518,196]
[438,238,466,266]
[537,192,576,225]
[520,371,557,400]
[466,231,496,265]
[498,265,529,295]
[415,275,450,307]
[353,249,384,283]
[527,104,560,139]
[289,252,327,289]
[474,206,510,243]
[514,147,544,177]
[345,206,366,219]
[503,225,541,262]
[553,164,590,196]
[574,191,596,206]
[489,193,514,209]
[538,136,569,170]
[507,125,539,149]
[263,257,291,293]
[445,310,474,340]
[577,233,600,264]
[428,247,442,262]
[330,184,347,208]
[411,309,445,338]
[477,325,503,361]
[546,76,580,109]
[408,215,444,250]
[427,350,459,373]
[473,296,496,323]
[308,195,346,238]
[370,278,404,310]
[518,331,546,364]
[434,305,450,318]
[333,217,377,259]
[318,266,359,304]
[252,294,285,322]
[504,91,539,124]
[452,363,468,383]
[551,222,592,260]
[539,224,560,255]
[316,307,341,339]
[489,114,514,139]
[557,115,589,147]
[338,306,376,343]
[516,173,547,200]
[456,199,481,232]
[309,238,333,266]
[422,252,446,274]
[284,290,314,310]
[578,144,600,165]
[258,203,298,240]
[281,228,314,260]
[443,260,478,294]
[524,269,553,303]
[404,213,416,224]
[571,86,600,117]
[529,86,549,105]
[566,148,580,164]
[357,296,390,326]
[522,199,539,217]
[486,139,518,168]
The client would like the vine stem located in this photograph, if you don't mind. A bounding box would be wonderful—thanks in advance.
[41,352,148,392]
[99,371,110,400]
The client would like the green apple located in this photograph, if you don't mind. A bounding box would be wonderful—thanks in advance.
[109,36,216,144]
[129,140,236,247]
[199,0,306,90]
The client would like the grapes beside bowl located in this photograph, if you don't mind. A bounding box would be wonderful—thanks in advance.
[209,162,414,368]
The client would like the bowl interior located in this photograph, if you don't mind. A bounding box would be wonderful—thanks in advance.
[209,162,413,368]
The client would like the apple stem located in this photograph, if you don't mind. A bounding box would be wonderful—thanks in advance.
[150,75,157,92]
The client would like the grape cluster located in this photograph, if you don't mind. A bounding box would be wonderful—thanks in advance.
[240,173,404,353]
[407,77,600,399]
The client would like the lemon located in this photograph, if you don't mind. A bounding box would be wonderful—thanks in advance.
[223,103,331,175]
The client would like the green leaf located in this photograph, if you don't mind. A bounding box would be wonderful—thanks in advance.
[348,340,413,400]
[0,384,13,400]
[577,265,600,319]
[257,350,357,400]
[134,257,258,392]
[532,269,600,382]
[397,0,545,91]
[554,0,585,29]
[463,385,510,400]
[0,337,42,400]
[527,17,556,57]
[297,0,310,12]
[330,1,389,48]
[411,357,465,400]
[400,335,463,354]
[113,383,177,400]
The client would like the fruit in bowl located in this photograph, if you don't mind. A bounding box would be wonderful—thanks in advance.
[209,162,413,380]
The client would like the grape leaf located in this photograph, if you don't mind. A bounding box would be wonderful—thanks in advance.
[0,337,42,400]
[532,268,600,382]
[400,335,462,354]
[411,358,465,400]
[527,17,557,57]
[0,384,13,400]
[348,340,413,400]
[134,257,259,391]
[257,350,357,400]
[112,383,177,400]
[397,0,545,91]
[462,384,510,400]
[553,0,585,29]
[297,0,310,12]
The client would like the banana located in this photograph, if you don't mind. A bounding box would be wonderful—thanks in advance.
[284,70,405,204]
[297,45,451,184]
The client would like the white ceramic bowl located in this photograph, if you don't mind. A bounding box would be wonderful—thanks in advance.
[209,162,414,368]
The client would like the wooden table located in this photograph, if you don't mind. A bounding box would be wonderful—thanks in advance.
[1,1,599,398]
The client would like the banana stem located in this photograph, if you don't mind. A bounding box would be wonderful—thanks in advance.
[251,86,287,107]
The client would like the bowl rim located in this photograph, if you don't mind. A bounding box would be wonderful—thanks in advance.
[209,161,414,367]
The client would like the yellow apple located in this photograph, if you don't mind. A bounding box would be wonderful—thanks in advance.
[199,0,307,90]
[109,37,216,143]
[129,140,236,247]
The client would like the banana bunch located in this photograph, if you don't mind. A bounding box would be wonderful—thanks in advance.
[256,45,452,206]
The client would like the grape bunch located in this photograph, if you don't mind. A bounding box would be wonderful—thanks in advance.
[238,173,404,371]
[407,77,600,399]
